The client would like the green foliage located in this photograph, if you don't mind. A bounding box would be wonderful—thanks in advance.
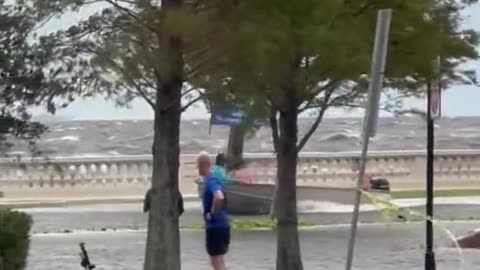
[29,1,200,111]
[13,1,480,136]
[178,0,479,117]
[1,2,45,109]
[0,1,55,155]
[184,218,313,230]
[0,209,32,270]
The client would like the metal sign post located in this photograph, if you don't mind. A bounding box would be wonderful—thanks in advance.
[344,9,392,270]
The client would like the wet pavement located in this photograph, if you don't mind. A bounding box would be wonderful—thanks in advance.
[21,202,480,270]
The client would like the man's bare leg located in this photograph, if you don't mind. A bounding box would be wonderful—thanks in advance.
[210,255,227,270]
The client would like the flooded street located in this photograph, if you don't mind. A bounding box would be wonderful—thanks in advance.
[29,224,480,270]
[22,202,480,269]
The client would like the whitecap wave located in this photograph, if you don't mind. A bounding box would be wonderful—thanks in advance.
[319,132,360,143]
[44,136,80,142]
[67,126,84,131]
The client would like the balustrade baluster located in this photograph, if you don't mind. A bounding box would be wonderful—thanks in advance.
[0,151,479,199]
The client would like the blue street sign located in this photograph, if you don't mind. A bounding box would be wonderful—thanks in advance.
[210,109,246,126]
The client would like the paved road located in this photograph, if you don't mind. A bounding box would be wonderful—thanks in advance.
[22,202,480,270]
[28,223,480,270]
[22,201,480,234]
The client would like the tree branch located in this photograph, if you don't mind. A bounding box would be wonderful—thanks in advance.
[186,58,227,81]
[181,86,199,97]
[299,80,341,112]
[180,96,203,112]
[327,0,375,27]
[296,89,335,153]
[134,84,156,109]
[103,56,156,109]
[269,106,280,153]
[103,0,159,34]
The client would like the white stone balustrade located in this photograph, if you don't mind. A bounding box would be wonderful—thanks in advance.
[1,149,480,201]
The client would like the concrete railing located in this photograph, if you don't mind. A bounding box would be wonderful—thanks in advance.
[1,149,480,201]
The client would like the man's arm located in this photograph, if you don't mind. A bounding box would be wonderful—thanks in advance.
[208,181,225,215]
[211,189,225,215]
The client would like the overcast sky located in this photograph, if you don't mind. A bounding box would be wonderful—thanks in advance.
[30,3,480,121]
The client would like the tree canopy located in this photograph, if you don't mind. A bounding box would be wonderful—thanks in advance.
[0,1,57,154]
[3,1,479,270]
[167,1,480,270]
[177,0,479,135]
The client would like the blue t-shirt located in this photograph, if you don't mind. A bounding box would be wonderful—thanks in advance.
[202,176,230,229]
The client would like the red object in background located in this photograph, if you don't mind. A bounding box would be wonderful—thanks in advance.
[230,168,256,184]
[362,174,372,191]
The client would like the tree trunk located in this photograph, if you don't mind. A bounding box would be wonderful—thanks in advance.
[269,178,278,219]
[275,96,303,270]
[144,5,183,268]
[144,76,182,270]
[269,109,280,220]
[226,124,245,171]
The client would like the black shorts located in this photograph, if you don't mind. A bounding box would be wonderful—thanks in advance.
[205,227,230,256]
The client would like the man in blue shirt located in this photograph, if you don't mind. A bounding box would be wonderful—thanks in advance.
[197,152,230,270]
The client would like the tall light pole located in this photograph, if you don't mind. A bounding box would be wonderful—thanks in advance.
[425,57,441,270]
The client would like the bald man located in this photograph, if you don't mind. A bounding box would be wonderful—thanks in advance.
[197,152,230,270]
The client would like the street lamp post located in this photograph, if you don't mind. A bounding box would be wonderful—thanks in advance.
[425,56,441,270]
[425,82,436,270]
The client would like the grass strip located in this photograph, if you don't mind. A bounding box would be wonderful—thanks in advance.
[391,188,480,199]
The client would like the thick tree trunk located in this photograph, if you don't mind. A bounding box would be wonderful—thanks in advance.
[144,4,183,268]
[144,78,182,270]
[275,96,303,270]
[226,124,245,171]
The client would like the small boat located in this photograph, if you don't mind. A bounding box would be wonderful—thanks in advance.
[455,230,480,249]
[195,178,391,215]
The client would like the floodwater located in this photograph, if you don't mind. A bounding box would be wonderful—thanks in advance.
[23,202,480,270]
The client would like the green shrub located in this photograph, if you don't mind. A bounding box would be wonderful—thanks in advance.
[0,209,32,270]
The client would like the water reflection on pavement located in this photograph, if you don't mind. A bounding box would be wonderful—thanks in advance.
[22,202,480,270]
[28,224,480,270]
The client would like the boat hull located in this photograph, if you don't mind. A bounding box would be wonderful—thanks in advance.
[456,231,480,249]
[196,181,390,215]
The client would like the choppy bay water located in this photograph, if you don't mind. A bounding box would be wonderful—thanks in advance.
[8,117,480,157]
[22,202,480,270]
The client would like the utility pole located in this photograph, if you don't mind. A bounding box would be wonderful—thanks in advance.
[345,9,392,270]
